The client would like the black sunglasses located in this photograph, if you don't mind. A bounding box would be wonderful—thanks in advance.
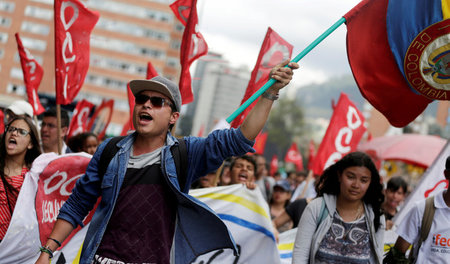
[6,126,30,137]
[135,94,173,108]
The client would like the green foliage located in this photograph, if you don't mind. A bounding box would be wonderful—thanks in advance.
[266,96,306,157]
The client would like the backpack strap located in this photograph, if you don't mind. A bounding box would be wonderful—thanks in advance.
[170,137,188,192]
[316,198,329,231]
[409,196,435,262]
[98,136,125,180]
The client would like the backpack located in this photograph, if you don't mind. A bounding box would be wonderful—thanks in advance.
[409,196,435,263]
[98,136,188,192]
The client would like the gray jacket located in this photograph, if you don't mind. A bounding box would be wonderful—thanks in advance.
[292,194,385,264]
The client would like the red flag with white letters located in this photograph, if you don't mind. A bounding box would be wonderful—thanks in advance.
[67,99,95,139]
[270,155,278,176]
[311,93,366,176]
[54,0,99,105]
[230,27,293,128]
[15,33,45,115]
[170,0,208,104]
[285,142,303,171]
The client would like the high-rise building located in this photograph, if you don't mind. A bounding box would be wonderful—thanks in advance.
[0,0,182,134]
[178,52,250,136]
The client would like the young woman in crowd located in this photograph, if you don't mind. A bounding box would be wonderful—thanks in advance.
[269,180,292,233]
[292,151,385,263]
[0,116,41,241]
[67,132,99,155]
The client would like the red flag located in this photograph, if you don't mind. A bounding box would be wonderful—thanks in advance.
[230,27,293,128]
[86,99,114,140]
[67,99,95,139]
[307,140,316,170]
[15,33,45,115]
[311,93,366,175]
[146,61,158,80]
[170,0,208,104]
[285,142,303,171]
[270,155,278,176]
[344,0,433,127]
[54,0,99,105]
[253,132,268,155]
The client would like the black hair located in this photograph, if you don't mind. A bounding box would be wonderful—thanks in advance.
[386,176,408,193]
[230,154,257,173]
[1,117,41,198]
[43,107,70,127]
[315,151,384,231]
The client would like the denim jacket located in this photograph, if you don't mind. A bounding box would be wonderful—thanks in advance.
[58,128,254,264]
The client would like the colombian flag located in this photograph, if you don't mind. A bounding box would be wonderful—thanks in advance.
[345,0,450,127]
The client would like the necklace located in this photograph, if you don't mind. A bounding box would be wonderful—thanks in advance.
[340,203,364,240]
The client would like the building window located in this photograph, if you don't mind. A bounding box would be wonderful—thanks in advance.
[85,73,128,91]
[0,32,8,43]
[10,67,24,80]
[21,21,50,35]
[166,57,179,68]
[6,83,26,95]
[91,35,166,60]
[20,36,47,51]
[0,16,11,27]
[96,17,169,42]
[25,6,53,20]
[87,0,173,23]
[30,0,53,4]
[0,49,4,59]
[13,52,43,65]
[0,2,15,13]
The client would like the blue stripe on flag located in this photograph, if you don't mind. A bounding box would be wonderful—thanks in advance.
[280,252,293,259]
[218,213,275,242]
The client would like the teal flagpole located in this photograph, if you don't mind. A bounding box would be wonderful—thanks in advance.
[226,17,347,123]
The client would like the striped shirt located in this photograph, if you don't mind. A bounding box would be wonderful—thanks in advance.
[0,167,28,240]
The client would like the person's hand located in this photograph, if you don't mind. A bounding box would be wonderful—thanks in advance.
[268,59,299,93]
[35,252,51,264]
[245,181,256,190]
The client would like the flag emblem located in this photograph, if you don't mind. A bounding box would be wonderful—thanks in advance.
[404,19,450,100]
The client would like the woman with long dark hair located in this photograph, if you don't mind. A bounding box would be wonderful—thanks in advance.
[292,152,385,263]
[0,116,41,241]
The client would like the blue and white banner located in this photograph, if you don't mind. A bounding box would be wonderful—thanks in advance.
[190,184,280,264]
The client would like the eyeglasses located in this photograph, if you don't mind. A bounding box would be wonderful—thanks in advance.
[135,94,172,108]
[6,126,30,137]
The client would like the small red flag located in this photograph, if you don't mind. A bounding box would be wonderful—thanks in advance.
[311,93,366,175]
[87,99,114,140]
[54,0,99,105]
[307,140,316,170]
[170,0,208,104]
[15,33,45,115]
[146,61,158,80]
[285,142,303,171]
[67,99,95,139]
[120,118,133,136]
[231,27,293,128]
[270,155,278,176]
[253,132,268,155]
[125,83,136,131]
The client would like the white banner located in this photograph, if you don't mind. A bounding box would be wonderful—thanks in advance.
[394,140,450,227]
[190,184,280,264]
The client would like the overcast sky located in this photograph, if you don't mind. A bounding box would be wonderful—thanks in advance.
[196,0,362,93]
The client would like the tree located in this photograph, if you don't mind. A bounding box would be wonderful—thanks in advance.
[265,96,307,161]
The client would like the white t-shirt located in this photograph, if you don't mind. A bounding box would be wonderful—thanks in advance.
[396,190,450,263]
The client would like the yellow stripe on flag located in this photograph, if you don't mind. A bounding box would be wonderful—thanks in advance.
[72,242,83,264]
[443,0,450,19]
[196,192,270,219]
[277,242,294,251]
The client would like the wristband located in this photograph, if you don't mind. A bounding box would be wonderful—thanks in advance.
[39,246,54,259]
[262,91,279,101]
[48,237,62,247]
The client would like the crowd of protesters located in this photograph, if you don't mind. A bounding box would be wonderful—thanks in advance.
[1,61,446,264]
